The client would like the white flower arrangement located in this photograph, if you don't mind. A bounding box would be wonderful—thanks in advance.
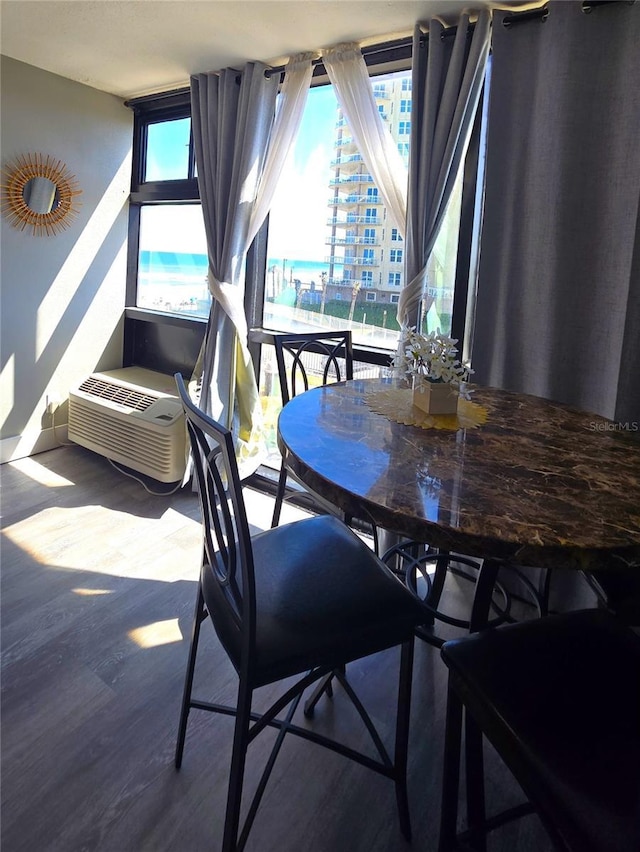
[391,327,473,398]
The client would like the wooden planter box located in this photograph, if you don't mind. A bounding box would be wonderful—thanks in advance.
[412,377,459,415]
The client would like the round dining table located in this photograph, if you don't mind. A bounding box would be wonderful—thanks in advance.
[277,378,640,627]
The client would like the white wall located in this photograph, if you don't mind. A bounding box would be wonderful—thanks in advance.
[0,56,133,461]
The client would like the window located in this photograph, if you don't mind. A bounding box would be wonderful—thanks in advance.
[127,92,204,318]
[127,51,490,483]
[137,206,209,314]
[145,118,191,181]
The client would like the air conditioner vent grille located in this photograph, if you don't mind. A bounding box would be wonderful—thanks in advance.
[78,377,157,411]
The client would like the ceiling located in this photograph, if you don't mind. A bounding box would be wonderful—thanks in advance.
[1,0,534,100]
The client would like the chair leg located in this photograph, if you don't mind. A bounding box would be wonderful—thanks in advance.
[175,582,206,769]
[423,549,450,627]
[438,681,463,852]
[394,638,415,841]
[465,711,487,852]
[469,559,501,633]
[539,568,552,617]
[303,671,335,718]
[271,464,288,528]
[222,679,253,852]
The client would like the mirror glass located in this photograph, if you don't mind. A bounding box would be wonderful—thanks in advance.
[22,176,58,214]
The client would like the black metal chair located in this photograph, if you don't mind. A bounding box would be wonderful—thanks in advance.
[271,331,379,550]
[173,373,424,852]
[439,608,640,852]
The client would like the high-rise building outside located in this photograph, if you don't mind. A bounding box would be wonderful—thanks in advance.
[325,75,411,318]
[324,72,455,332]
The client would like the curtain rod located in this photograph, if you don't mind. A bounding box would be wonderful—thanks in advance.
[264,18,482,82]
[264,35,414,80]
[503,0,635,27]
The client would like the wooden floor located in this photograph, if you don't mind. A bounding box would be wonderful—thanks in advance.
[1,445,555,852]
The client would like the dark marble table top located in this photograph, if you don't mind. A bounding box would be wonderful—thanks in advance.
[277,378,640,572]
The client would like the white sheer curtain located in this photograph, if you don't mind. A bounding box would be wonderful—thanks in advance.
[400,10,491,331]
[323,42,408,234]
[248,53,315,245]
[191,54,313,478]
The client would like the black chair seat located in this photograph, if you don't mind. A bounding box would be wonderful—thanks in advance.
[439,609,640,852]
[204,514,421,687]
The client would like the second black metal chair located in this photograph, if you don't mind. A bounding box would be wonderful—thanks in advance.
[439,608,640,852]
[173,373,424,852]
[271,331,354,526]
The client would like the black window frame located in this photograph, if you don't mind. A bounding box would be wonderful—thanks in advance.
[125,88,199,308]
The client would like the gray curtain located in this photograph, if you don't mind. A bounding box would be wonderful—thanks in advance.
[472,1,640,423]
[190,65,278,477]
[400,10,491,330]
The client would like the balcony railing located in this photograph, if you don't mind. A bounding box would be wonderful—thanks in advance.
[328,195,383,206]
[329,174,374,186]
[325,235,380,246]
[330,153,363,167]
[327,215,381,226]
[334,136,355,149]
[325,255,378,266]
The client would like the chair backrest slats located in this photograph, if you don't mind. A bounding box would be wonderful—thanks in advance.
[176,374,256,656]
[273,331,354,406]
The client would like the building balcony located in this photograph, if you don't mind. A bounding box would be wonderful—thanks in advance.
[344,257,379,267]
[327,215,381,227]
[325,235,380,247]
[325,255,378,267]
[327,195,383,206]
[329,174,374,187]
[330,153,363,168]
[334,136,356,150]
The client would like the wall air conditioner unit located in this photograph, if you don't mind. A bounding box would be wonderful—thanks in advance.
[68,367,186,483]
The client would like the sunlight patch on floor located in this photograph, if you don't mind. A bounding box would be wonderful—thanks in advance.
[72,587,113,596]
[8,456,74,488]
[128,618,183,648]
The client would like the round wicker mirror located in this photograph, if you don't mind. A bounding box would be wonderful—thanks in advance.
[1,153,82,236]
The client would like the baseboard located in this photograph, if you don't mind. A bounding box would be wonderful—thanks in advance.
[0,425,70,464]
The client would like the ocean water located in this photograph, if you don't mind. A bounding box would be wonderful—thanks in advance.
[137,251,329,313]
[266,258,330,284]
[139,251,328,283]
